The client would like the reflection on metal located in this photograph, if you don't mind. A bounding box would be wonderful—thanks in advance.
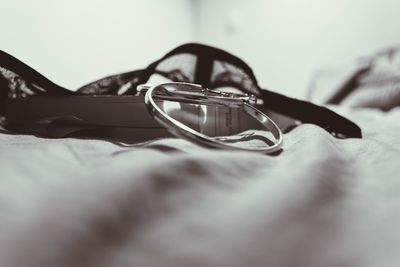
[141,82,283,154]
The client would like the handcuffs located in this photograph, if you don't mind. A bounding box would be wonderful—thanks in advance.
[139,82,283,154]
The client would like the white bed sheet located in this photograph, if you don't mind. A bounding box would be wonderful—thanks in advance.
[0,107,400,267]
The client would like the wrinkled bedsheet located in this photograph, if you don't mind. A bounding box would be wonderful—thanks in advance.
[0,107,400,267]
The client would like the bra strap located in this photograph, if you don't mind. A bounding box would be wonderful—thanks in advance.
[259,89,362,138]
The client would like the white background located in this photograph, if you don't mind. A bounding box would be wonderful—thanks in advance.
[1,0,400,97]
[0,0,195,89]
[195,0,400,97]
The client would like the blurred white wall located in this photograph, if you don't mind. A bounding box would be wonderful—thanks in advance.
[0,0,195,89]
[2,0,400,98]
[194,0,400,98]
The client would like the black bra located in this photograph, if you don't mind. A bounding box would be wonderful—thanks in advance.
[0,43,362,138]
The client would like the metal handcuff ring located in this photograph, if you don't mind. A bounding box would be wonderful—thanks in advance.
[138,82,283,154]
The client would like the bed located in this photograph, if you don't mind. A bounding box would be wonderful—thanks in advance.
[0,106,399,267]
[1,47,400,267]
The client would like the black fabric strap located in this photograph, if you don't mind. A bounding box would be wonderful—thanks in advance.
[259,89,362,138]
[326,67,370,105]
[0,50,72,96]
[1,44,363,139]
[0,50,74,115]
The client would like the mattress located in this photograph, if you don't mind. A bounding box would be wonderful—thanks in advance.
[1,105,399,267]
